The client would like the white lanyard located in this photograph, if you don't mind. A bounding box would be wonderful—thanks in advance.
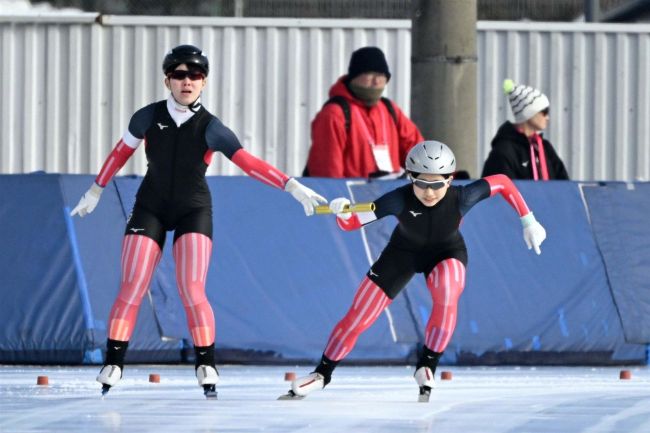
[353,105,394,172]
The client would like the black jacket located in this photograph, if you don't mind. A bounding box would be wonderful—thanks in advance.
[481,121,569,180]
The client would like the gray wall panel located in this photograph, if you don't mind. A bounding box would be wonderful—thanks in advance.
[0,16,648,180]
[478,21,650,181]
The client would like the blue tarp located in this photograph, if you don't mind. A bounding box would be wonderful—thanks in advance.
[353,180,646,364]
[582,182,650,344]
[113,177,411,362]
[0,174,85,363]
[59,175,182,363]
[0,174,647,364]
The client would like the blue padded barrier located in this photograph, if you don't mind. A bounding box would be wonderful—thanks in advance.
[0,174,647,364]
[0,174,85,363]
[582,182,650,345]
[352,180,646,365]
[58,175,183,363]
[113,176,412,362]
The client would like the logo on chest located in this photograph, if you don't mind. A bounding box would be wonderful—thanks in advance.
[409,210,422,217]
[157,123,169,130]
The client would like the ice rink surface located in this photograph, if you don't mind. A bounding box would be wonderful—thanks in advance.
[2,364,649,433]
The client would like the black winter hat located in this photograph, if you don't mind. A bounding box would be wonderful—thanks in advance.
[347,47,391,81]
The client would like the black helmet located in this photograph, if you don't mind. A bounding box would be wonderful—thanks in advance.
[162,45,209,75]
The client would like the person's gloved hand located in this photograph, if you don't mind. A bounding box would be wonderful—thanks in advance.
[70,183,104,217]
[521,212,546,255]
[329,197,352,220]
[284,178,327,216]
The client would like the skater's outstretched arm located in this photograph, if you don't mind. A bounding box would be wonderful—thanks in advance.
[483,174,547,254]
[204,117,327,216]
[70,107,152,217]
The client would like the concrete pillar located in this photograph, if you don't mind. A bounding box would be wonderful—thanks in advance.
[411,0,478,177]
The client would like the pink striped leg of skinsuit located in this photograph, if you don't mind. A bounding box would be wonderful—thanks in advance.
[323,276,392,361]
[173,233,215,347]
[424,258,466,353]
[108,235,162,341]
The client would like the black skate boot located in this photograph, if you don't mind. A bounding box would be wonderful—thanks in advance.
[414,346,442,402]
[97,339,128,396]
[194,344,219,399]
[279,354,338,400]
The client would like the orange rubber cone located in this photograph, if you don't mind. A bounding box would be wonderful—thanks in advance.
[440,371,452,381]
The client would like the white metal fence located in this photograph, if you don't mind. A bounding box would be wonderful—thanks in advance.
[1,15,648,180]
[478,21,650,181]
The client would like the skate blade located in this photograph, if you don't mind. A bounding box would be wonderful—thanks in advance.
[100,384,111,397]
[203,385,218,400]
[418,386,431,403]
[277,390,305,400]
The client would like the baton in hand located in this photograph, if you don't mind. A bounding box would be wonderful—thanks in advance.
[314,202,375,215]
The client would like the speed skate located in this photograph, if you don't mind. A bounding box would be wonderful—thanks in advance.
[277,372,325,400]
[197,365,219,399]
[414,366,436,402]
[96,365,122,397]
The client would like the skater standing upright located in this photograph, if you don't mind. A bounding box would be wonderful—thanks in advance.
[283,140,546,401]
[70,44,326,397]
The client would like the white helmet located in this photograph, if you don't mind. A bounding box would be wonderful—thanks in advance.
[405,141,456,175]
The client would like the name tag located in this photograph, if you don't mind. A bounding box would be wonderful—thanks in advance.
[372,143,394,172]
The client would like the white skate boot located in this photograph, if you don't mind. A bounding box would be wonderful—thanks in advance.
[96,365,122,396]
[414,366,435,402]
[196,365,219,399]
[278,372,326,400]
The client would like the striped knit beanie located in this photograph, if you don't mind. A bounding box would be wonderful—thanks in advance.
[503,79,549,123]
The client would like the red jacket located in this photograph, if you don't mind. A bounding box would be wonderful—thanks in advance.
[306,76,423,178]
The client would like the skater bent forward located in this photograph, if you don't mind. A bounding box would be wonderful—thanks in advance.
[283,140,546,401]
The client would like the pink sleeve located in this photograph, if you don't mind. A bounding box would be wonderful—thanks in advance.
[336,214,363,231]
[231,148,290,189]
[484,174,531,217]
[95,140,136,187]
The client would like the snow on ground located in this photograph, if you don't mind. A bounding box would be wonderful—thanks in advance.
[0,0,84,14]
[2,364,650,433]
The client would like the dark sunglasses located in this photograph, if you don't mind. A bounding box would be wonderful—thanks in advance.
[410,177,449,191]
[168,70,205,81]
[541,107,550,116]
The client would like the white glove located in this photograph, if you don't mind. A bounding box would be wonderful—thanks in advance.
[70,183,103,217]
[284,178,327,216]
[329,197,352,220]
[521,212,546,255]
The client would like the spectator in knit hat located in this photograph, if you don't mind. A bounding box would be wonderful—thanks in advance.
[482,79,569,180]
[304,46,423,178]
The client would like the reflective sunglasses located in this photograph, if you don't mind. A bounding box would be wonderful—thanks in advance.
[541,107,550,116]
[168,70,205,81]
[410,176,449,191]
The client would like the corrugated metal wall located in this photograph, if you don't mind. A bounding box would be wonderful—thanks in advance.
[1,15,648,180]
[0,15,412,177]
[478,21,650,181]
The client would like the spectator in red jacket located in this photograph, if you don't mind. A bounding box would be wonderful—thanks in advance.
[305,47,423,178]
